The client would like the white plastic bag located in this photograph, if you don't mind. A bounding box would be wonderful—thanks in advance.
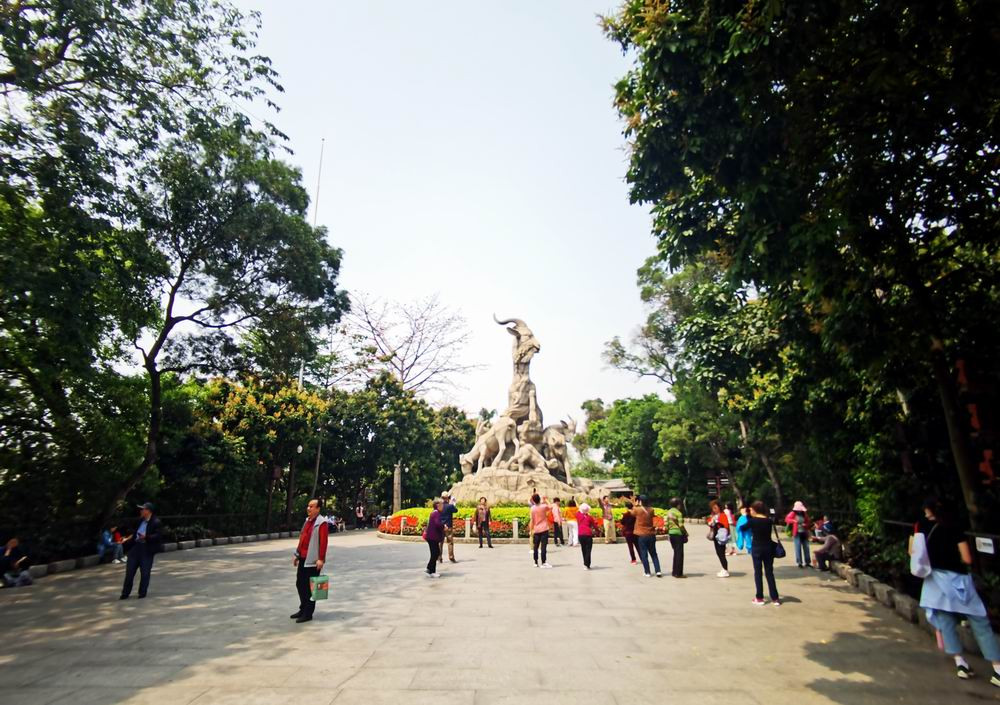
[910,531,932,578]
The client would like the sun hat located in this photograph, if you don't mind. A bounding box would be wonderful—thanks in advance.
[792,500,808,512]
[579,503,591,514]
[441,491,451,499]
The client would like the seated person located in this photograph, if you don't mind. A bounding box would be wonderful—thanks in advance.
[1,538,33,587]
[813,515,836,538]
[97,525,125,563]
[814,531,843,571]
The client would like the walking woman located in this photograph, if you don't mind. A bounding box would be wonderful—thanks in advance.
[747,501,780,606]
[913,498,1000,686]
[666,497,686,578]
[566,498,579,546]
[551,498,565,546]
[529,494,552,568]
[576,503,598,569]
[621,500,638,565]
[476,497,493,549]
[724,503,738,556]
[424,499,444,578]
[634,495,662,577]
[785,501,813,568]
[707,501,731,577]
[735,505,753,555]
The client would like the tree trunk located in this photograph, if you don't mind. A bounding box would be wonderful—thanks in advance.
[757,449,785,513]
[930,341,982,529]
[310,434,323,498]
[101,365,161,525]
[266,469,278,532]
[707,443,744,506]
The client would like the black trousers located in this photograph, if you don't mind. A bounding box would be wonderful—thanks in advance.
[714,540,729,570]
[532,532,548,565]
[752,547,779,600]
[669,534,685,576]
[624,534,638,561]
[478,522,493,548]
[426,539,440,573]
[296,563,320,616]
[553,523,564,545]
[121,545,155,597]
[580,535,594,567]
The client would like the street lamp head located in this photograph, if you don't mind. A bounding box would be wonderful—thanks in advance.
[296,445,303,454]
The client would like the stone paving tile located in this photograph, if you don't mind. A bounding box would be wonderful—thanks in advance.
[6,530,1000,704]
[334,690,475,705]
[189,688,334,705]
[45,686,209,705]
[5,688,75,705]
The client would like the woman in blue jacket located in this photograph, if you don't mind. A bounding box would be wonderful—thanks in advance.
[735,506,753,554]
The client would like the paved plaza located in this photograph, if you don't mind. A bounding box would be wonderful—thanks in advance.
[3,530,998,704]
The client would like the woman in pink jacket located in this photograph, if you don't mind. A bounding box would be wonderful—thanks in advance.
[576,503,599,569]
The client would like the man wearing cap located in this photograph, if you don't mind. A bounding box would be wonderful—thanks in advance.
[439,492,458,563]
[120,502,163,600]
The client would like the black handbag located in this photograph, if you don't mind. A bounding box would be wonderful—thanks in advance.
[773,524,786,558]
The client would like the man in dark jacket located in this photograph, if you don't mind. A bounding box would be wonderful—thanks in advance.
[120,502,163,600]
[439,492,458,563]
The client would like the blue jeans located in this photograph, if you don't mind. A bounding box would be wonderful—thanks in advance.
[794,534,811,566]
[932,610,1000,661]
[637,535,661,575]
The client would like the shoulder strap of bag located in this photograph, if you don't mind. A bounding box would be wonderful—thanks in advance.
[773,522,784,544]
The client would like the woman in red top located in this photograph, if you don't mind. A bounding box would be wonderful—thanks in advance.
[707,501,731,577]
[576,503,599,569]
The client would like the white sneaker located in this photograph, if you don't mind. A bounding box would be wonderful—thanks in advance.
[542,563,553,569]
[644,573,653,578]
[655,571,662,577]
[717,569,730,578]
[534,563,539,568]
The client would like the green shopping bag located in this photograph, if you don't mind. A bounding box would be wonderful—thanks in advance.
[310,574,329,601]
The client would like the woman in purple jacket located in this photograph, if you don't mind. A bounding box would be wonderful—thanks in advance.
[425,499,445,578]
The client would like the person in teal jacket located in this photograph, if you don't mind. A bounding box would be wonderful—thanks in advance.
[735,506,753,553]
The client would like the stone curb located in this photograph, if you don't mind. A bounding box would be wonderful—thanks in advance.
[828,559,984,655]
[20,532,293,585]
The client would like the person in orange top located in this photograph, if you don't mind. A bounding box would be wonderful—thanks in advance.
[707,500,731,577]
[550,497,565,546]
[529,494,553,568]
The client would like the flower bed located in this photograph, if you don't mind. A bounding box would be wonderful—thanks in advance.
[381,506,670,537]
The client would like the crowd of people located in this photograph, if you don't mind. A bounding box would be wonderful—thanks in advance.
[415,493,859,615]
[4,484,996,692]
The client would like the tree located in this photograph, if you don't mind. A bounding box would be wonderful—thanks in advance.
[348,293,476,395]
[588,396,674,503]
[604,0,1000,527]
[102,120,347,521]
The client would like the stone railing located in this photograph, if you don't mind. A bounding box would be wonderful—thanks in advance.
[25,531,297,583]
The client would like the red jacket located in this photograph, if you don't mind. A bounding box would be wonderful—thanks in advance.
[296,516,329,563]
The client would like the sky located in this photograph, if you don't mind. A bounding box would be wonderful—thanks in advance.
[234,0,664,424]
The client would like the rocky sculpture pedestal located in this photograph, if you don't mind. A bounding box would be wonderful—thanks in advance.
[448,467,597,505]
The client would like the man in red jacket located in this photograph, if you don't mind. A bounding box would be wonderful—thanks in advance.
[291,498,328,623]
